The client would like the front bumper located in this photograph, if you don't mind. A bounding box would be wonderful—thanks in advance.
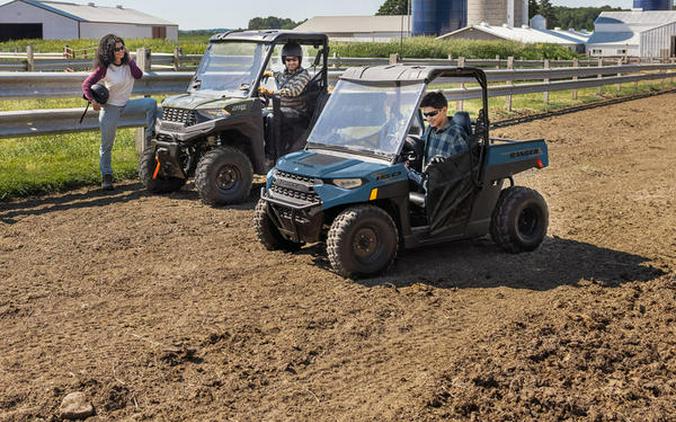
[155,117,223,143]
[262,188,324,243]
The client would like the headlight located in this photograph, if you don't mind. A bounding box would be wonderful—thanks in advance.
[331,178,363,189]
[198,108,230,119]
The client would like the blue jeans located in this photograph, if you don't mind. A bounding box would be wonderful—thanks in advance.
[98,97,157,176]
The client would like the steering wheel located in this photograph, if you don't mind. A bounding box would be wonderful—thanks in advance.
[402,136,423,171]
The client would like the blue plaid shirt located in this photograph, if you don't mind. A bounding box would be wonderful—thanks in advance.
[424,119,469,163]
[407,118,470,188]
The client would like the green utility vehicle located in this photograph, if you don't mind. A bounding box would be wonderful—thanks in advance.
[139,30,329,205]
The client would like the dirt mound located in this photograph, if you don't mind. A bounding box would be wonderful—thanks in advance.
[418,277,675,421]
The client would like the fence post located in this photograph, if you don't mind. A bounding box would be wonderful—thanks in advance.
[173,47,181,71]
[506,56,514,112]
[447,53,452,64]
[543,59,550,107]
[495,54,500,69]
[389,53,400,65]
[136,47,151,71]
[597,57,603,96]
[456,57,465,112]
[616,58,623,94]
[572,58,579,100]
[26,45,34,72]
[135,47,151,153]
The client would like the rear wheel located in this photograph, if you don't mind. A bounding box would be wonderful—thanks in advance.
[490,186,548,253]
[253,199,303,251]
[195,146,253,206]
[138,148,186,194]
[327,205,399,278]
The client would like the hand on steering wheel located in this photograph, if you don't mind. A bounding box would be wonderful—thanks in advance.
[424,155,446,172]
[258,86,275,97]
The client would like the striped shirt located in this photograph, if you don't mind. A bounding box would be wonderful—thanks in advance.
[275,67,311,111]
[424,119,469,163]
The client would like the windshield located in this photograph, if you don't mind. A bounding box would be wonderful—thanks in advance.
[307,80,425,157]
[191,42,268,96]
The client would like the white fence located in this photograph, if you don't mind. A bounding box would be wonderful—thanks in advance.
[0,62,674,140]
[3,47,674,72]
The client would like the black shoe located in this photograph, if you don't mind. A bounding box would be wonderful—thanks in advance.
[102,174,114,191]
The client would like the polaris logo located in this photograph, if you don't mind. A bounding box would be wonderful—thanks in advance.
[510,148,541,158]
[230,104,247,112]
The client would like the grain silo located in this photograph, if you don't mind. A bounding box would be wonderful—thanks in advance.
[633,0,672,11]
[411,0,467,36]
[467,0,528,27]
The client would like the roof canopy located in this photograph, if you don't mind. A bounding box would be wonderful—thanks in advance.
[210,30,328,44]
[340,65,487,86]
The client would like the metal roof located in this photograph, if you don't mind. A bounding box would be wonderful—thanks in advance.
[294,15,412,34]
[18,0,177,26]
[586,31,640,46]
[594,11,676,27]
[587,11,676,46]
[438,23,589,45]
[209,30,328,44]
[340,65,487,85]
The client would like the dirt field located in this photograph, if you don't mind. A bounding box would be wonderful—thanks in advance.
[1,94,675,421]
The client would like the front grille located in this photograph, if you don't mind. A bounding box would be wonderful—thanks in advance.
[276,171,314,184]
[161,107,197,126]
[270,171,320,205]
[270,185,319,203]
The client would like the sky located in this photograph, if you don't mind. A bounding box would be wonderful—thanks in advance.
[0,0,642,30]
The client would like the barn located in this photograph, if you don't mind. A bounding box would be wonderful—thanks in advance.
[586,11,676,58]
[0,0,178,42]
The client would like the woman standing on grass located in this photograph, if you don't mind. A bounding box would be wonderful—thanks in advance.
[82,34,157,190]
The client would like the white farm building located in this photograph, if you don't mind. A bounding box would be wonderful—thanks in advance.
[437,22,590,53]
[0,0,178,42]
[293,16,412,42]
[586,11,676,58]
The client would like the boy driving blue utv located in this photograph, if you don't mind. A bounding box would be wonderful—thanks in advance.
[254,65,549,278]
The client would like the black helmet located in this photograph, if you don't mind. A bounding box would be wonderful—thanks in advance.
[90,83,109,104]
[281,42,303,62]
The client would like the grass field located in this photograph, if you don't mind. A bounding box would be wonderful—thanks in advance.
[1,80,674,201]
[0,36,578,60]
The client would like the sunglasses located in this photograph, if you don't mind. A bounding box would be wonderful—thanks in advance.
[114,46,125,52]
[423,110,441,118]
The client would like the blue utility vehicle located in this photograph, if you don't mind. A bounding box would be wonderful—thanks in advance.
[255,65,549,277]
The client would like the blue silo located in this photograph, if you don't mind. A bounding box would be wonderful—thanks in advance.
[412,0,467,37]
[633,0,672,10]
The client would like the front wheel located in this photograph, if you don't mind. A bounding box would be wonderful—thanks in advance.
[490,186,548,253]
[327,205,399,278]
[194,146,253,206]
[253,199,303,251]
[138,148,186,194]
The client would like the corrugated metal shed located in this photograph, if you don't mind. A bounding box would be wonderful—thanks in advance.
[22,0,176,25]
[640,21,676,57]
